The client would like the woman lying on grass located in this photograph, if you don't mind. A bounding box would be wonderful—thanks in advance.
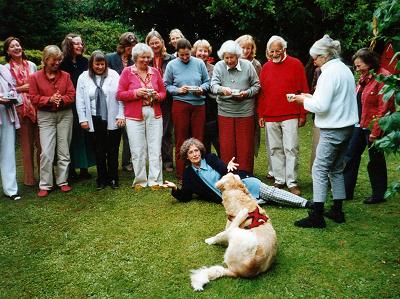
[163,138,312,208]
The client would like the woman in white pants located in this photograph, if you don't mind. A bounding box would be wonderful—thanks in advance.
[117,43,166,189]
[0,65,21,200]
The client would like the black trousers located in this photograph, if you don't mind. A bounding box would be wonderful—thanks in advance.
[89,116,122,184]
[343,127,387,200]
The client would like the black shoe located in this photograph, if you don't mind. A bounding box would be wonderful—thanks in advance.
[96,183,107,191]
[6,194,21,200]
[294,211,326,228]
[324,209,345,223]
[363,196,386,204]
[305,201,314,209]
[79,169,92,180]
[109,180,119,189]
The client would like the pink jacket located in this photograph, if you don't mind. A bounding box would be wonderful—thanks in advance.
[358,68,395,138]
[117,66,166,120]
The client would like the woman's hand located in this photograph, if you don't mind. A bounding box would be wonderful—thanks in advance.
[227,157,239,172]
[193,88,203,96]
[116,118,125,128]
[80,121,89,130]
[178,86,189,94]
[258,117,265,128]
[0,97,11,106]
[369,134,377,143]
[162,180,177,190]
[16,83,29,93]
[135,87,149,98]
[238,90,248,99]
[50,91,62,107]
[221,87,232,96]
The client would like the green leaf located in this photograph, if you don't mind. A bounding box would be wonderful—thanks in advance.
[378,111,400,131]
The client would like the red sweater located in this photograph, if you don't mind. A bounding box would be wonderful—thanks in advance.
[117,66,166,120]
[29,69,75,111]
[359,68,395,138]
[257,55,308,121]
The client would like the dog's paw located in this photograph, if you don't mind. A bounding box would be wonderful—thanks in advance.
[205,237,215,245]
[237,208,249,219]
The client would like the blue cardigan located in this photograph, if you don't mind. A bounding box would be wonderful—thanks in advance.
[171,153,253,203]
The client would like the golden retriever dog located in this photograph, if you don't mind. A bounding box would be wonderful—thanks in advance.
[190,173,277,291]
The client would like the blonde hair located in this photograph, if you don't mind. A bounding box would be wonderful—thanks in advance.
[42,45,63,66]
[169,28,184,40]
[145,29,167,57]
[192,39,212,56]
[235,34,256,59]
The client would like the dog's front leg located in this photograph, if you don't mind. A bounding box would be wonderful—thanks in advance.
[205,230,229,246]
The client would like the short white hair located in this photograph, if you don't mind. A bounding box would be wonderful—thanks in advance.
[266,35,287,51]
[309,34,341,59]
[217,40,242,60]
[132,43,154,62]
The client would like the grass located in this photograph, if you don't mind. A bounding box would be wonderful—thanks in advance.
[1,117,399,298]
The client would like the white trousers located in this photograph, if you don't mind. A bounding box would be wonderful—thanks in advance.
[0,106,18,196]
[37,109,73,190]
[126,107,163,187]
[266,119,299,188]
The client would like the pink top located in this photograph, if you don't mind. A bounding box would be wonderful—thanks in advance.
[117,65,166,120]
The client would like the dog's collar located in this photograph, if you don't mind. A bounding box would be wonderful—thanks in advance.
[227,207,268,229]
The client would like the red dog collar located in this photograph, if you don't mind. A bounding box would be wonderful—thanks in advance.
[227,207,268,229]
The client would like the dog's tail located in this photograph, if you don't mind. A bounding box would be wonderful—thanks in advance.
[190,265,236,291]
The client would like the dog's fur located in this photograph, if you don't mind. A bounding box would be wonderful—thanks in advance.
[190,173,277,291]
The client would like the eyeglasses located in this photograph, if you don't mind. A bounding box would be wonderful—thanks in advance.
[268,49,283,54]
[312,55,323,60]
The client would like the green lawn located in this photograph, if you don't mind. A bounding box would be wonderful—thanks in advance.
[1,118,399,298]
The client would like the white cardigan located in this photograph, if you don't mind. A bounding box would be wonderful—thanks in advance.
[304,58,358,129]
[76,69,124,132]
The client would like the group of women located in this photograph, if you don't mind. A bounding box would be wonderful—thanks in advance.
[0,31,394,223]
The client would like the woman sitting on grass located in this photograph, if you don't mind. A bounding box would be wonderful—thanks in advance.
[163,138,312,208]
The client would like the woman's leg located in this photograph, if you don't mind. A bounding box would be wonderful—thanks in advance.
[190,104,206,143]
[107,128,122,183]
[146,107,163,186]
[55,109,73,187]
[19,117,36,185]
[218,115,236,165]
[37,110,57,190]
[126,117,147,187]
[259,182,308,208]
[172,100,191,180]
[91,116,108,185]
[235,116,255,174]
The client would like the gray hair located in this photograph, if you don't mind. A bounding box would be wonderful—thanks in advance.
[217,40,242,60]
[309,34,341,59]
[179,138,206,165]
[266,35,287,51]
[42,45,63,66]
[131,43,154,62]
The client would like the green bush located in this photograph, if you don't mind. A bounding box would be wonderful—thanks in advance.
[25,49,43,67]
[58,17,141,54]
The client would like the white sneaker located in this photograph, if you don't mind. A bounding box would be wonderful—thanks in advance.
[256,198,267,205]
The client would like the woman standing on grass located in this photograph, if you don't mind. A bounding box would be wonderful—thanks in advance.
[4,36,40,187]
[60,33,95,180]
[29,45,75,197]
[210,40,260,174]
[117,43,166,189]
[164,38,210,181]
[343,48,395,204]
[0,64,21,200]
[145,29,175,173]
[106,32,138,172]
[76,51,125,191]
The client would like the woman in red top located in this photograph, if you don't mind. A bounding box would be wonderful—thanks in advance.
[344,48,395,204]
[4,36,40,186]
[29,45,75,197]
[117,43,166,189]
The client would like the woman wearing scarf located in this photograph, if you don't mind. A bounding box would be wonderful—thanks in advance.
[4,37,40,186]
[29,45,75,197]
[117,43,166,189]
[0,64,21,200]
[76,51,125,190]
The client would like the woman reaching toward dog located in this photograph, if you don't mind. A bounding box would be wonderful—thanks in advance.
[163,138,312,208]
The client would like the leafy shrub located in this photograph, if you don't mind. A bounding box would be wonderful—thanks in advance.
[58,17,141,54]
[25,49,43,67]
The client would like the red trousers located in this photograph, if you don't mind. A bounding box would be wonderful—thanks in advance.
[18,116,41,186]
[218,115,254,173]
[172,100,205,179]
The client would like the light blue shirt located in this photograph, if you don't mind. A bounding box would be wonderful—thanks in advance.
[193,159,261,199]
[163,56,210,105]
